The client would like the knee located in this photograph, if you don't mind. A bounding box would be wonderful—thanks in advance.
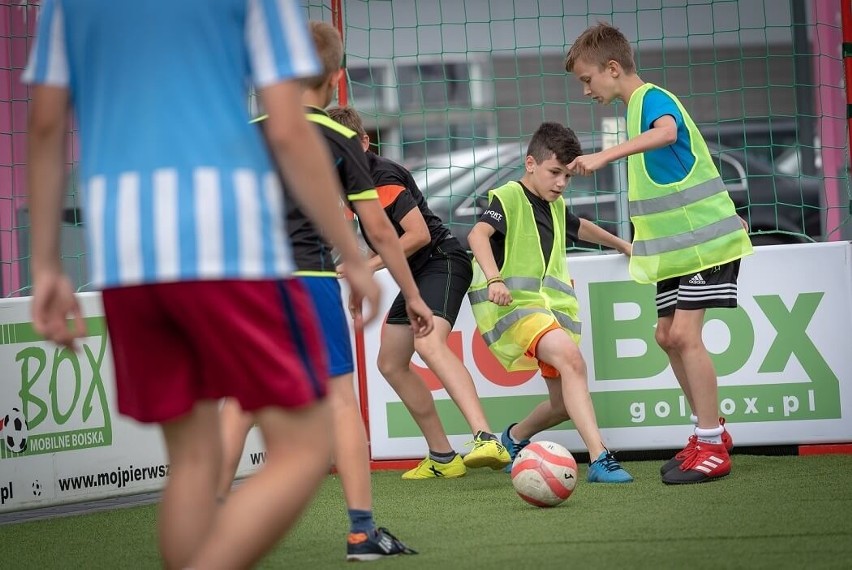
[549,353,585,380]
[655,326,675,352]
[413,335,443,363]
[662,327,700,353]
[377,351,406,379]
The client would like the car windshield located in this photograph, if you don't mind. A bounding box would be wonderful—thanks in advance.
[411,143,618,209]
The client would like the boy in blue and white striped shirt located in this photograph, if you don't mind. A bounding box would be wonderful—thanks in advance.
[24,1,380,567]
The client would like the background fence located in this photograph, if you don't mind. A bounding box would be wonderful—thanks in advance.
[1,0,849,295]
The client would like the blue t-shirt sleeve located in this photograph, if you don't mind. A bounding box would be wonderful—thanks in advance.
[639,87,696,185]
[641,88,683,132]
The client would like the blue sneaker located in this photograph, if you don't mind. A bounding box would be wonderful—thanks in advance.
[587,450,633,483]
[501,423,531,473]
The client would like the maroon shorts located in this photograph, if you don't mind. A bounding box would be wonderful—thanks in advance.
[101,279,328,423]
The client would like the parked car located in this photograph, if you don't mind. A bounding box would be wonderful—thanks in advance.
[410,138,822,250]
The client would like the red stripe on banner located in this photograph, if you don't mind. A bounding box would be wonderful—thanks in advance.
[526,443,577,468]
[798,444,852,456]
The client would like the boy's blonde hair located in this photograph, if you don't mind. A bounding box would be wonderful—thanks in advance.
[328,106,367,138]
[565,21,635,74]
[304,20,343,89]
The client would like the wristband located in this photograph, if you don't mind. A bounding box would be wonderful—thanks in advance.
[486,276,504,286]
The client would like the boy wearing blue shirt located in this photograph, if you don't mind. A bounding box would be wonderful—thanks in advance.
[565,21,752,484]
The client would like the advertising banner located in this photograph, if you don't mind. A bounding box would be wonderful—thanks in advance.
[363,242,852,459]
[2,242,850,510]
[0,294,264,513]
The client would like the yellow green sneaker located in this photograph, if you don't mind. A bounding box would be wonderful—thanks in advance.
[462,432,511,470]
[401,454,466,480]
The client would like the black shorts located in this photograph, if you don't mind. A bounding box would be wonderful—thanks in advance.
[386,240,473,328]
[656,260,741,318]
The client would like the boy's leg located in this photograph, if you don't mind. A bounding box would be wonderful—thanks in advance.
[534,330,604,457]
[329,373,417,560]
[301,275,415,558]
[190,402,333,569]
[511,386,570,442]
[378,323,449,451]
[384,246,507,470]
[378,323,468,479]
[328,373,372,512]
[535,329,632,483]
[410,317,508,469]
[217,398,255,500]
[377,324,459,459]
[660,262,740,484]
[655,315,695,411]
[159,401,222,569]
[412,317,492,434]
[666,308,719,428]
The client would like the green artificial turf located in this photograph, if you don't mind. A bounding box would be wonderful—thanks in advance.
[2,455,851,569]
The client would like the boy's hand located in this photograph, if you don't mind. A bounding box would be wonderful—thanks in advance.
[618,240,633,257]
[488,281,513,306]
[567,152,609,176]
[404,296,434,338]
[344,262,381,328]
[32,269,86,350]
[739,216,749,232]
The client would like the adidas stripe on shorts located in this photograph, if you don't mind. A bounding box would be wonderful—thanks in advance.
[655,260,741,317]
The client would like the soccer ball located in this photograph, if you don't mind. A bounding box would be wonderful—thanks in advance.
[2,407,29,454]
[32,480,42,497]
[511,441,577,507]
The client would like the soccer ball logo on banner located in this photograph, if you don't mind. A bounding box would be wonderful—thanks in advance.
[1,407,30,454]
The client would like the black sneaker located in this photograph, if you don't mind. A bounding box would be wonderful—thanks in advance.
[346,527,418,561]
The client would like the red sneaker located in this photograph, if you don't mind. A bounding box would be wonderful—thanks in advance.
[662,441,731,484]
[660,418,734,476]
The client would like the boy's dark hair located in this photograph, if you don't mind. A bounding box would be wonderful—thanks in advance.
[526,122,582,165]
[328,105,367,138]
[565,21,635,74]
[303,21,343,90]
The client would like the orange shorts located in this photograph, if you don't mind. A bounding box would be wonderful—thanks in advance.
[523,322,562,379]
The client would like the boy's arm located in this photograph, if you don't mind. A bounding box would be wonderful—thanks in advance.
[366,206,431,272]
[577,218,632,256]
[352,199,433,337]
[28,85,86,348]
[568,115,678,175]
[468,221,512,306]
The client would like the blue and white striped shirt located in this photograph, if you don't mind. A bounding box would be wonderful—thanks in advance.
[22,0,321,288]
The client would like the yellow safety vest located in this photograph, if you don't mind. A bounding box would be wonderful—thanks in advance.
[468,182,581,371]
[626,83,752,284]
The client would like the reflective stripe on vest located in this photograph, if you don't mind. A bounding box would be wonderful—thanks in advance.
[633,215,745,257]
[481,307,552,345]
[629,177,727,217]
[543,275,576,298]
[467,276,566,305]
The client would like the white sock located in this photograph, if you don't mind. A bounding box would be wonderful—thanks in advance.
[690,414,698,425]
[695,425,724,445]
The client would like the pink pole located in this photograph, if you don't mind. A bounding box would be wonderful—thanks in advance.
[815,0,848,240]
[0,2,35,296]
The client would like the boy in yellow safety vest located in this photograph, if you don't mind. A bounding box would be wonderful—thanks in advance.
[565,22,753,484]
[467,122,634,483]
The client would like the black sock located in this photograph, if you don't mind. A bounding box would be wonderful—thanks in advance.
[429,449,457,464]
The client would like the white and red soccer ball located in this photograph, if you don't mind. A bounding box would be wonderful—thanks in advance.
[511,441,577,507]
